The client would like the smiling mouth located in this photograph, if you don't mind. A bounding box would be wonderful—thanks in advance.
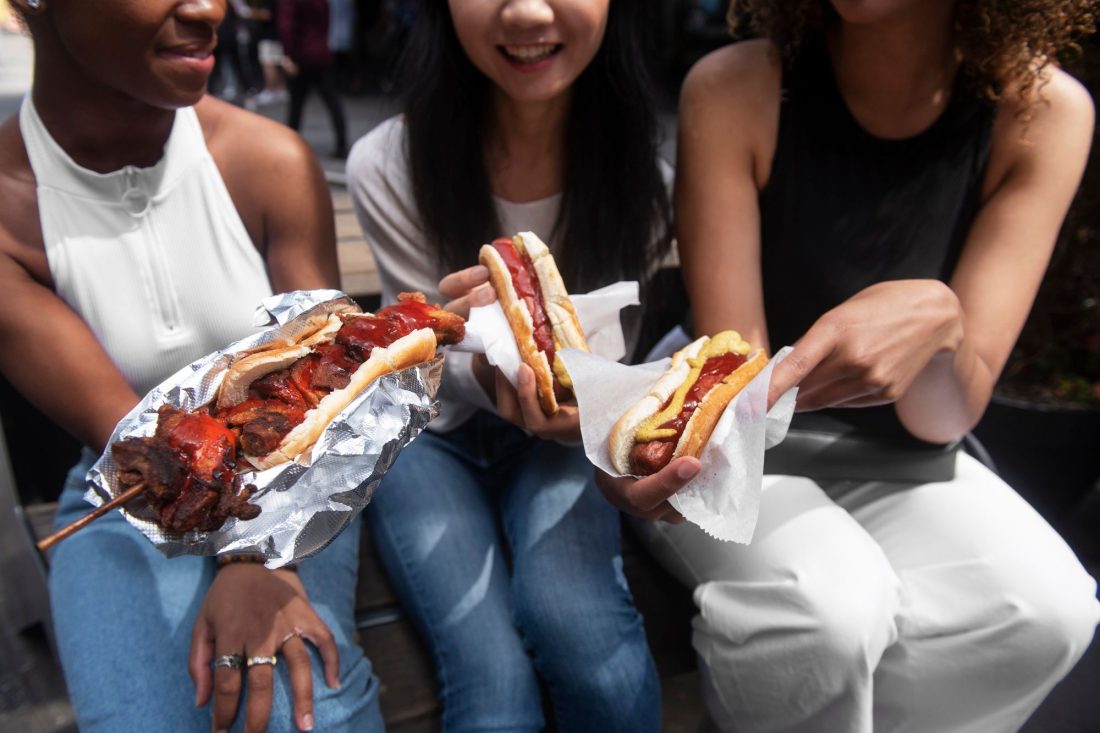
[499,44,562,64]
[160,49,213,59]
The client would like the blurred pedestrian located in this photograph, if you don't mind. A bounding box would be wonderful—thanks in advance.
[279,0,348,158]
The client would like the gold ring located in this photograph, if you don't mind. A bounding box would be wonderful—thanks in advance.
[246,656,278,668]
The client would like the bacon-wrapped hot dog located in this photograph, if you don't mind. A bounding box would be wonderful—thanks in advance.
[109,293,465,532]
[214,292,466,470]
[609,332,767,476]
[479,231,588,415]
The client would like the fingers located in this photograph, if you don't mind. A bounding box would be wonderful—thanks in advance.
[443,284,496,319]
[438,264,490,298]
[299,622,341,690]
[190,616,215,708]
[244,656,275,733]
[212,650,244,733]
[439,266,495,318]
[513,365,548,427]
[768,340,831,410]
[282,636,315,732]
[595,457,700,520]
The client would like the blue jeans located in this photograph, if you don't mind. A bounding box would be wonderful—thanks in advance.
[367,411,660,732]
[49,449,383,733]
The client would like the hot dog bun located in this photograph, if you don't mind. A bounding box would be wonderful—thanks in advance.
[216,313,348,411]
[217,295,460,470]
[245,327,437,470]
[608,332,767,476]
[478,231,588,415]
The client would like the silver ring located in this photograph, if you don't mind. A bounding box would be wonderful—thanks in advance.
[246,655,278,668]
[214,654,244,670]
[279,630,300,646]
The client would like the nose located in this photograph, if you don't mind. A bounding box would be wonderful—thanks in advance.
[175,0,226,29]
[500,0,554,29]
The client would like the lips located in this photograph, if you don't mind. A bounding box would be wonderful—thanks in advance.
[499,43,563,65]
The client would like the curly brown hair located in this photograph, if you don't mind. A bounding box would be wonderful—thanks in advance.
[728,0,1097,105]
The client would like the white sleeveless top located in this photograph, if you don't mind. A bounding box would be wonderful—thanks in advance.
[20,98,273,396]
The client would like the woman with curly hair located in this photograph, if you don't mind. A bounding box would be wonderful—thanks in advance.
[598,1,1100,730]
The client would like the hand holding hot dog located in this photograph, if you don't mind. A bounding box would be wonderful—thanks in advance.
[494,364,582,443]
[438,265,497,319]
[594,458,698,523]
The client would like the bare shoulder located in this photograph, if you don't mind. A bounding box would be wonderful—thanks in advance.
[192,96,328,250]
[986,67,1094,188]
[0,114,49,282]
[679,39,783,186]
[195,95,317,177]
[681,39,782,116]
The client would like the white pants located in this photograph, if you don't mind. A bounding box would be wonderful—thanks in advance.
[636,453,1099,733]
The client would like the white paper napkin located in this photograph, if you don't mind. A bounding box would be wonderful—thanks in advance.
[453,281,640,386]
[560,347,797,543]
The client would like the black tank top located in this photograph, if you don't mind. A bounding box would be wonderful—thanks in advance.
[760,41,995,445]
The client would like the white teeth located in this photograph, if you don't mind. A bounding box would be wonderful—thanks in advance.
[502,44,558,63]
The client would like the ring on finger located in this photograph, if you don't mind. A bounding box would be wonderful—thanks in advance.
[214,654,244,670]
[279,629,300,646]
[246,655,278,668]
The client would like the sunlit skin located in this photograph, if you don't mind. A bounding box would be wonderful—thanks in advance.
[0,2,342,731]
[597,0,1094,519]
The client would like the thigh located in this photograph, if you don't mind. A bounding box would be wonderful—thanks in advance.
[635,473,903,644]
[838,452,1098,641]
[367,431,526,659]
[503,441,660,732]
[50,458,215,733]
[260,515,383,732]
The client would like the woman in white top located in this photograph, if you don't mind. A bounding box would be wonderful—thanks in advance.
[347,1,673,729]
[0,1,382,731]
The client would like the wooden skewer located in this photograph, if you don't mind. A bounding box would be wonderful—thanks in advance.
[36,484,145,553]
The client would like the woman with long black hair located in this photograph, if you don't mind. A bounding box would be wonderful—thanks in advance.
[346,1,670,729]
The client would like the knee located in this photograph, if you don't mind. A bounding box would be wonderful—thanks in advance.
[695,556,901,677]
[998,562,1099,680]
[512,576,652,692]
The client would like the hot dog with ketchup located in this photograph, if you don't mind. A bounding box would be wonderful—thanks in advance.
[214,292,465,470]
[608,331,767,476]
[109,293,465,534]
[478,231,588,415]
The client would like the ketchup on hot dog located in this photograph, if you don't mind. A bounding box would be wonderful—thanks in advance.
[490,237,557,368]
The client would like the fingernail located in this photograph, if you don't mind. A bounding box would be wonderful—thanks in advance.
[518,368,531,386]
[676,461,700,480]
[301,713,314,731]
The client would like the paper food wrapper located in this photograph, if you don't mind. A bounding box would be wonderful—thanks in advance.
[453,281,640,382]
[560,345,798,543]
[84,289,442,568]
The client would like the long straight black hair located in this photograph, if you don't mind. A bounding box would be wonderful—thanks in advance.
[397,1,672,296]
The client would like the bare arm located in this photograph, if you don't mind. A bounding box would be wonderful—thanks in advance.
[676,41,779,350]
[895,69,1094,441]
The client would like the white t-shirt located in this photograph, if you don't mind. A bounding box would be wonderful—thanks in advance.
[346,115,672,432]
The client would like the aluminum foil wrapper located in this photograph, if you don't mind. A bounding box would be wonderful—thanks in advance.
[83,289,442,568]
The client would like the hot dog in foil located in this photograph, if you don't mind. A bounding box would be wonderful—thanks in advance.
[83,289,444,568]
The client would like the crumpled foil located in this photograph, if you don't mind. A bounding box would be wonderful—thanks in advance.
[84,289,442,568]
